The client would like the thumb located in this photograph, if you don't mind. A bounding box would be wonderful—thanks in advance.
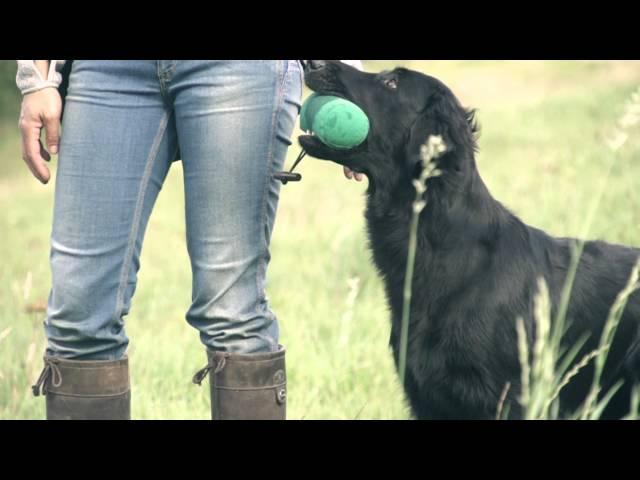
[42,113,61,154]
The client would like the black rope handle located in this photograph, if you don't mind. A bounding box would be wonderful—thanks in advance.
[273,149,306,185]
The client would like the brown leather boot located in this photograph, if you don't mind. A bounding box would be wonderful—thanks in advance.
[192,347,286,420]
[32,356,131,420]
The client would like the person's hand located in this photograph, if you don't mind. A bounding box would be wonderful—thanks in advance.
[18,87,62,184]
[343,167,364,181]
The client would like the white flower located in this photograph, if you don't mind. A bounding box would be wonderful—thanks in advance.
[420,135,448,165]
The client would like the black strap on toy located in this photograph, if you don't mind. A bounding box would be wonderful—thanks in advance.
[273,149,306,185]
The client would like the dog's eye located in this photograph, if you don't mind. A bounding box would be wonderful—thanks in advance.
[384,78,398,90]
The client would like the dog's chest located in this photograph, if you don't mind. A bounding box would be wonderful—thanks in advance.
[396,315,510,419]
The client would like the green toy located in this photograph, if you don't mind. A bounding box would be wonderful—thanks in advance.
[300,93,370,149]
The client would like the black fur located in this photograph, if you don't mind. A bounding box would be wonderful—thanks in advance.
[300,61,640,419]
[58,60,73,121]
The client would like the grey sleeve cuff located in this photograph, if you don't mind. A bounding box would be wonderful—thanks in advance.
[16,60,67,95]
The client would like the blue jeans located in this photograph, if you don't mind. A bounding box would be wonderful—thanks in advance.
[45,60,303,360]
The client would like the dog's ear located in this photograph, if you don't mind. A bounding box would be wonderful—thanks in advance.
[404,100,453,177]
[404,90,477,178]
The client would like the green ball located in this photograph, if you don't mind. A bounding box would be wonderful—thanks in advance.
[299,93,336,132]
[300,93,370,150]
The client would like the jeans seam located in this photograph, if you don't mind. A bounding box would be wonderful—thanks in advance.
[255,60,288,347]
[113,110,172,331]
[297,60,304,93]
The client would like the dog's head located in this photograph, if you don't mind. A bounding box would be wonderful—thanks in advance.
[300,61,479,190]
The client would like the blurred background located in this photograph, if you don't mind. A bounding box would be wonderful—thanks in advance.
[1,60,639,419]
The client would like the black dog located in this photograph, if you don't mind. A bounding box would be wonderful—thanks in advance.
[300,60,640,419]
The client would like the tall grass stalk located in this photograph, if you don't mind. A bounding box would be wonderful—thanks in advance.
[398,136,445,385]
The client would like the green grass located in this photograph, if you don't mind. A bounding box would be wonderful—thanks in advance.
[1,60,639,419]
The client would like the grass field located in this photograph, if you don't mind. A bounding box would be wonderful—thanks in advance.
[1,60,639,419]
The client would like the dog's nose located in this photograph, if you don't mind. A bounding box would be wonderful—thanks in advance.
[308,60,327,71]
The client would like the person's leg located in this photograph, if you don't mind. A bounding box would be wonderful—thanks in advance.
[34,60,177,419]
[171,60,302,418]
